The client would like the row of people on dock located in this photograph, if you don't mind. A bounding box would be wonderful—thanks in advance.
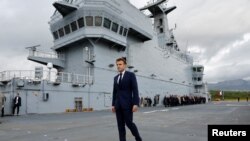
[163,95,206,107]
[140,95,206,107]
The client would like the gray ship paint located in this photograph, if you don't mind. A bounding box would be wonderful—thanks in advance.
[0,0,208,115]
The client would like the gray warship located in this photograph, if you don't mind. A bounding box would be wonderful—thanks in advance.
[0,0,209,115]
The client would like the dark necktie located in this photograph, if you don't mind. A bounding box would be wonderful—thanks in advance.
[119,73,122,86]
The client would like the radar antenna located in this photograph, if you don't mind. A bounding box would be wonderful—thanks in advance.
[25,44,41,51]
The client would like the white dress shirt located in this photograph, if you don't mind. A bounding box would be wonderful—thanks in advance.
[117,70,126,84]
[16,97,19,104]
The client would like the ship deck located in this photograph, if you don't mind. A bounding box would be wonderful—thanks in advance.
[0,101,250,141]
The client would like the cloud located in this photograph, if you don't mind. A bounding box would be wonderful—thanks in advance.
[0,0,54,50]
[203,33,250,82]
[0,0,55,71]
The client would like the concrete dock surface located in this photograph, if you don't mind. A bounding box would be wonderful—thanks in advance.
[0,101,250,141]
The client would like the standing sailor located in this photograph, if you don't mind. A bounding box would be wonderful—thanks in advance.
[13,93,22,116]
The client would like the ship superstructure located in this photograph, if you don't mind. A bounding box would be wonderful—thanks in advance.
[0,0,208,115]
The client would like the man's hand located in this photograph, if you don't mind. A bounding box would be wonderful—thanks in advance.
[112,106,116,113]
[132,105,138,112]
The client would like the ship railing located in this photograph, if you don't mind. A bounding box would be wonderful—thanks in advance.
[28,49,65,60]
[193,81,203,86]
[0,70,44,82]
[53,0,84,7]
[55,72,93,84]
[56,0,82,3]
[147,0,161,5]
[193,72,204,76]
[168,48,193,64]
[0,70,93,85]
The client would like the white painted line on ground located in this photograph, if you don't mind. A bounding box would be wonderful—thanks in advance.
[143,110,158,114]
[160,109,169,112]
[143,108,172,114]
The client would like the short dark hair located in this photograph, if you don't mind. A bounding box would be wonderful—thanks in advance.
[116,57,127,64]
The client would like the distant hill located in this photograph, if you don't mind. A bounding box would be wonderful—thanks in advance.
[208,79,250,91]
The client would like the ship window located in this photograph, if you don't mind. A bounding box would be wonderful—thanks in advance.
[70,21,78,32]
[103,18,111,29]
[119,26,123,35]
[95,16,102,26]
[111,22,118,33]
[58,28,65,37]
[53,31,59,40]
[86,16,93,26]
[159,18,163,26]
[193,68,196,72]
[123,28,128,36]
[198,77,202,81]
[64,25,71,35]
[197,67,203,72]
[160,28,164,33]
[77,17,85,28]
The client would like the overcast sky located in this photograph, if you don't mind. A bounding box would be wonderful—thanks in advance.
[0,0,249,83]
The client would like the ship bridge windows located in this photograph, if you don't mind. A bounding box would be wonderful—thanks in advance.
[86,16,94,26]
[64,25,71,35]
[123,28,128,36]
[58,28,65,37]
[77,17,85,28]
[70,21,78,32]
[95,16,102,26]
[103,18,111,29]
[52,15,129,41]
[111,22,119,33]
[119,26,124,35]
[53,31,59,40]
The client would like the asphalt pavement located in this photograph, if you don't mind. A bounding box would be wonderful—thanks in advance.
[0,101,250,141]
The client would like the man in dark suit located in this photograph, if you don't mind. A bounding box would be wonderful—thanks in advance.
[13,93,21,116]
[112,57,142,141]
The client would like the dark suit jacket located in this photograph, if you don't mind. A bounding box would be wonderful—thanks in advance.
[112,71,139,109]
[13,96,21,106]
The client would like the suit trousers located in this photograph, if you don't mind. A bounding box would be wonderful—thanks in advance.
[115,108,142,141]
[13,104,20,115]
[1,107,4,117]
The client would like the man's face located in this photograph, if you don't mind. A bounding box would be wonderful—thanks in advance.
[116,61,126,72]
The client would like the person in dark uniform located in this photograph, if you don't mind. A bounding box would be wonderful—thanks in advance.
[1,95,6,117]
[112,57,142,141]
[13,93,22,116]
